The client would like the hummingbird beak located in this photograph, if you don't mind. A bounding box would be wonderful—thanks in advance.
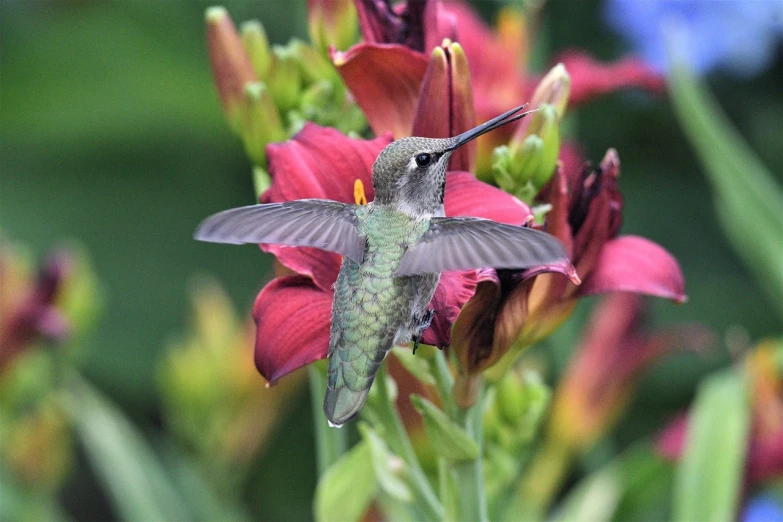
[443,104,538,153]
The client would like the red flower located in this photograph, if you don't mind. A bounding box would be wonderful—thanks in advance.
[449,150,687,404]
[547,292,711,451]
[0,249,71,373]
[336,0,664,174]
[253,123,541,384]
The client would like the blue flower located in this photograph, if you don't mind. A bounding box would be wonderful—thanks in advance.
[742,495,783,522]
[604,0,783,78]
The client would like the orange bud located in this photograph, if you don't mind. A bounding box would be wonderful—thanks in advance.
[205,7,257,133]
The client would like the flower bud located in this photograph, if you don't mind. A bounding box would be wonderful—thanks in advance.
[484,370,550,453]
[307,0,359,54]
[291,39,339,85]
[530,63,571,121]
[492,104,560,203]
[267,46,303,114]
[239,82,285,166]
[241,20,272,81]
[205,7,257,134]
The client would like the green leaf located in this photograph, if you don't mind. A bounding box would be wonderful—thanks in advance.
[392,347,436,386]
[552,446,672,522]
[64,376,189,522]
[359,423,413,502]
[314,440,377,522]
[668,55,783,316]
[410,395,479,461]
[673,371,750,522]
[160,443,252,522]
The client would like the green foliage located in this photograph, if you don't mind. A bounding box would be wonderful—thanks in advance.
[64,376,190,522]
[410,395,479,461]
[314,440,377,522]
[673,370,750,522]
[669,61,783,316]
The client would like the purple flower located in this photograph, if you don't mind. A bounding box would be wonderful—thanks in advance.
[604,0,783,78]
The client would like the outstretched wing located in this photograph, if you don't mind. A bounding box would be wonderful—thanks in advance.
[396,217,567,276]
[194,199,365,264]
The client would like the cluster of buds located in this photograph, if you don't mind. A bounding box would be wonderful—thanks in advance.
[157,279,303,485]
[205,4,365,189]
[483,369,550,503]
[492,64,571,205]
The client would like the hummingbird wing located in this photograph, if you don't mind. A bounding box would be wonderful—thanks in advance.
[194,199,365,263]
[396,217,567,276]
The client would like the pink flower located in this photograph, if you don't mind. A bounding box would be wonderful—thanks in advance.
[335,0,664,174]
[253,123,540,384]
[0,249,71,373]
[547,292,711,450]
[449,150,687,403]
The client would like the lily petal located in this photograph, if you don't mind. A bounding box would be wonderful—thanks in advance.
[579,235,687,303]
[451,268,504,375]
[262,123,390,290]
[332,43,429,138]
[263,122,386,203]
[444,172,532,224]
[421,270,477,348]
[412,42,476,171]
[254,275,332,384]
[558,50,665,105]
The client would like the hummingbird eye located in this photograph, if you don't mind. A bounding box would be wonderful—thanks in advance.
[415,153,432,167]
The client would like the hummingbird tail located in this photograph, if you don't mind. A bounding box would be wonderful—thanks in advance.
[323,386,371,427]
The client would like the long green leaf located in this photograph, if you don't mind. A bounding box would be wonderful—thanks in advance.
[314,440,377,522]
[673,371,750,522]
[64,376,189,522]
[668,59,783,316]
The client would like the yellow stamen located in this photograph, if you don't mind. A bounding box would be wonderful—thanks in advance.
[354,179,367,205]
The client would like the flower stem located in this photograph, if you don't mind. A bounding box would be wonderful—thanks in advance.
[308,365,347,476]
[452,381,488,522]
[505,434,572,520]
[375,366,444,520]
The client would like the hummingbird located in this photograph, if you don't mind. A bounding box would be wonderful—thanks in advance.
[195,105,570,427]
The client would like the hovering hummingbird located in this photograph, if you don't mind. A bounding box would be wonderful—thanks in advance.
[195,105,570,427]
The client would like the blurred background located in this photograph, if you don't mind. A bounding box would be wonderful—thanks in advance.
[1,0,781,520]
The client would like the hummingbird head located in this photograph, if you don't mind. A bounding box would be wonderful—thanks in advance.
[371,105,536,218]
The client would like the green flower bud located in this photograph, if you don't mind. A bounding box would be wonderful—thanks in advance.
[290,39,339,85]
[494,104,560,203]
[410,394,479,461]
[307,0,359,54]
[529,63,571,121]
[241,20,272,81]
[267,46,302,113]
[239,82,285,166]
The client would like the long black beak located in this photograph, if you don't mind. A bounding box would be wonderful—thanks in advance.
[444,104,537,152]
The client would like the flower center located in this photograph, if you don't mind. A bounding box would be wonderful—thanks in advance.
[354,179,367,205]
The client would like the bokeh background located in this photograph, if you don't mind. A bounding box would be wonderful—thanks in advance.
[1,0,781,520]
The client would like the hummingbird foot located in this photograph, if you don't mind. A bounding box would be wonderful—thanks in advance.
[411,309,435,355]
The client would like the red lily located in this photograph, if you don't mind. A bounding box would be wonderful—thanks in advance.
[336,0,664,173]
[449,150,687,403]
[0,248,71,374]
[547,292,711,451]
[253,123,546,384]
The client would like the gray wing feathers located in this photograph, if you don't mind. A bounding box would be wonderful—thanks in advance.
[194,199,365,263]
[396,217,567,275]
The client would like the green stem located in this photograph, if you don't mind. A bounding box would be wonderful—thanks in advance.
[375,366,444,520]
[308,366,347,476]
[505,435,572,521]
[452,382,488,522]
[432,350,455,417]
